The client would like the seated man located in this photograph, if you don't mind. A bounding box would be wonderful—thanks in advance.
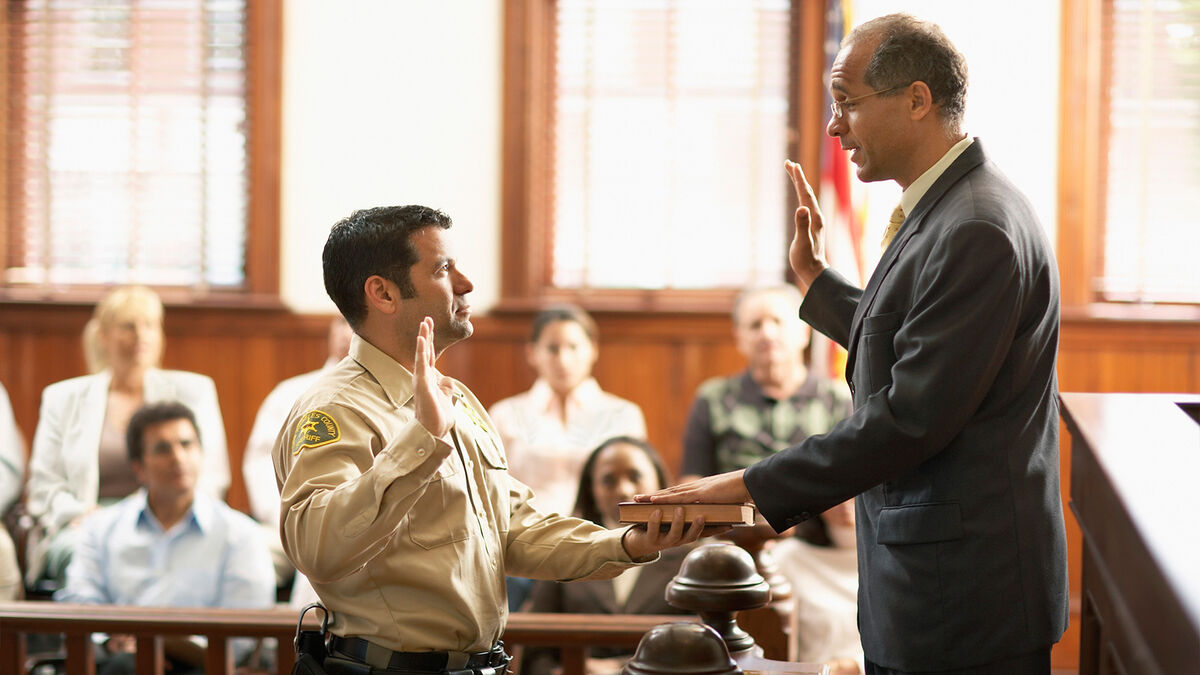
[681,285,860,671]
[681,285,852,482]
[56,401,275,675]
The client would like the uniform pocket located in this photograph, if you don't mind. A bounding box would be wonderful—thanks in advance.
[476,433,508,470]
[408,471,472,549]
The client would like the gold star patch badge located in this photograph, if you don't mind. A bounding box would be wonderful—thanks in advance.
[292,410,340,455]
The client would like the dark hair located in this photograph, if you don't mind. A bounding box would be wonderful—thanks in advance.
[322,205,453,328]
[126,401,200,463]
[849,13,968,129]
[573,436,671,526]
[529,304,598,345]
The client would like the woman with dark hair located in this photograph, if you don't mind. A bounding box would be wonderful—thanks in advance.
[490,305,647,518]
[520,436,693,675]
[490,305,647,611]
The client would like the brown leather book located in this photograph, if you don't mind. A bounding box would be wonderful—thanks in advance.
[617,501,756,526]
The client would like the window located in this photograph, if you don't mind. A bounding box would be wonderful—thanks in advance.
[2,0,281,299]
[502,0,827,310]
[1099,0,1200,303]
[1058,0,1200,307]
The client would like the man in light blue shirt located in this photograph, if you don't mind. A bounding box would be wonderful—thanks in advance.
[57,401,275,674]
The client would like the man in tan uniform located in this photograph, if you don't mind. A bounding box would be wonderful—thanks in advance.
[274,205,708,674]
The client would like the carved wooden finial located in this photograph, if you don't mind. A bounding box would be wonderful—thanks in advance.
[621,622,741,675]
[666,542,771,654]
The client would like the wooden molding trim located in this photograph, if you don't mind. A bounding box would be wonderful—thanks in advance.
[499,1,823,308]
[246,0,284,297]
[1056,0,1104,309]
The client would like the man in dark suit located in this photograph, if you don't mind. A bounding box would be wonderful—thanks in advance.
[639,13,1068,674]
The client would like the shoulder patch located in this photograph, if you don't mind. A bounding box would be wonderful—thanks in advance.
[292,410,341,455]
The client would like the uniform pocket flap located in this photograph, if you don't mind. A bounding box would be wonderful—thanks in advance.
[877,502,963,545]
[475,433,509,470]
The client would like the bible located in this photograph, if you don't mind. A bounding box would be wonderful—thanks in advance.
[618,501,756,526]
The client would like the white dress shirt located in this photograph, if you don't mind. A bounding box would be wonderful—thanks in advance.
[56,490,275,609]
[25,368,230,584]
[488,378,646,516]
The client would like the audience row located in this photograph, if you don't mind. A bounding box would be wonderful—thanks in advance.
[0,284,863,673]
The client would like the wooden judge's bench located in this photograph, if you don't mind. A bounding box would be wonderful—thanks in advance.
[1060,393,1200,675]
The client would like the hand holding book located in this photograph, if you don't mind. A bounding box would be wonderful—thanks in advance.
[619,505,713,561]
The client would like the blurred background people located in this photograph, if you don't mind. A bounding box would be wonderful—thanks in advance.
[242,315,353,599]
[0,380,26,601]
[678,285,858,667]
[24,286,230,589]
[490,305,647,610]
[774,499,863,674]
[55,401,273,675]
[521,436,692,675]
[680,286,851,481]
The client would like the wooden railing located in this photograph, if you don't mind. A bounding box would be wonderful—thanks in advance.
[0,603,299,675]
[0,603,692,675]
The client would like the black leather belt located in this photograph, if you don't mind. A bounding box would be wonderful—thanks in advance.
[329,636,508,672]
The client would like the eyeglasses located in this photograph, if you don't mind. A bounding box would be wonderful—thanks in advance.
[830,85,907,120]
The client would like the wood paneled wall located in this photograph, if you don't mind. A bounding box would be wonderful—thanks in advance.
[0,304,751,512]
[2,300,1197,672]
[4,302,1196,511]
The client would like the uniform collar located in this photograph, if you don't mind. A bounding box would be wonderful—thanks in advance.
[350,334,417,409]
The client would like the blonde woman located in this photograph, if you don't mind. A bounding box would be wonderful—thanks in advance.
[25,286,229,586]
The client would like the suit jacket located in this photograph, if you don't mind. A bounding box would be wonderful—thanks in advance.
[25,368,230,582]
[745,140,1068,671]
[520,545,691,675]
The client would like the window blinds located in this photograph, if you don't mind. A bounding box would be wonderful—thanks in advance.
[552,0,792,290]
[1100,0,1200,303]
[4,0,249,289]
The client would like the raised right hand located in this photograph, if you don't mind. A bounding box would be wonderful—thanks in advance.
[785,160,829,292]
[413,317,455,438]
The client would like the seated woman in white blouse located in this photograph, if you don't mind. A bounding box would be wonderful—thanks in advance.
[24,285,230,588]
[488,304,646,609]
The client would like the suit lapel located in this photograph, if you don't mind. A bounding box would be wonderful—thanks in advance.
[623,567,656,614]
[76,371,112,465]
[622,549,683,614]
[843,140,988,381]
[578,578,619,614]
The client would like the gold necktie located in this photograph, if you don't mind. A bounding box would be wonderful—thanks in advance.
[881,204,905,252]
